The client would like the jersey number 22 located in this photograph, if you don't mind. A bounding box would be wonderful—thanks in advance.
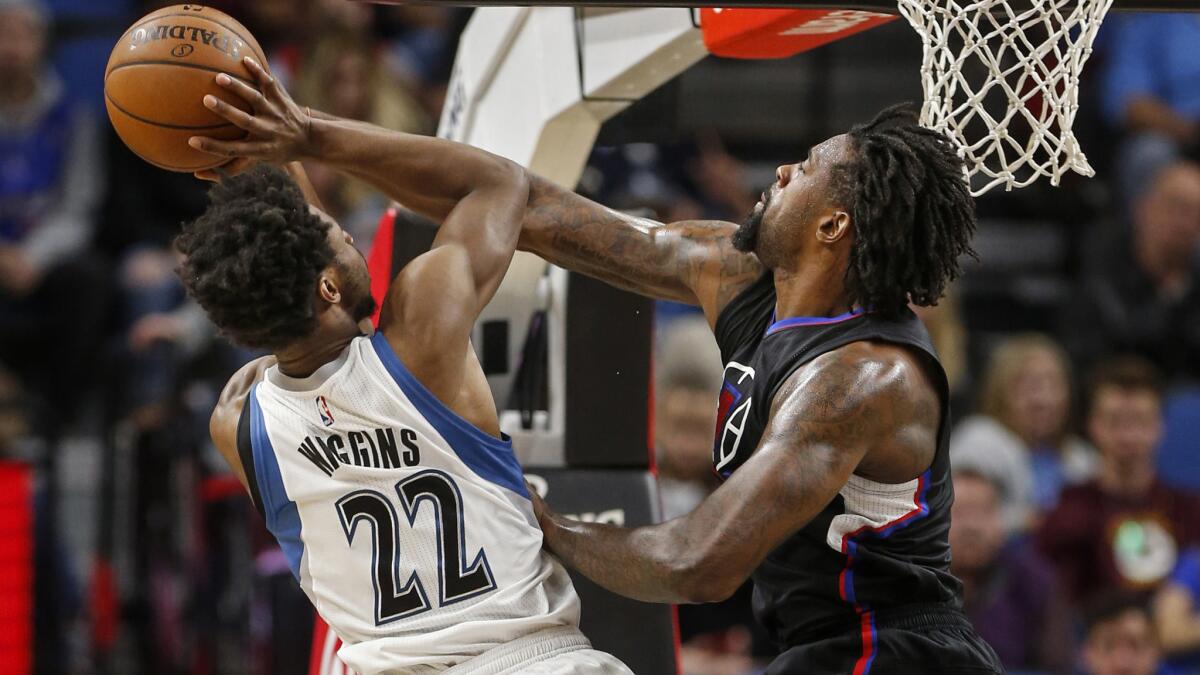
[335,469,497,624]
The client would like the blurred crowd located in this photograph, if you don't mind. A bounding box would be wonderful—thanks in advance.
[642,13,1200,675]
[1,0,464,671]
[4,0,1200,673]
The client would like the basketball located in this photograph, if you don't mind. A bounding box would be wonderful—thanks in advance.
[103,4,266,172]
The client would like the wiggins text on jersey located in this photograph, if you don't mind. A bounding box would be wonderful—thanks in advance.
[297,426,422,476]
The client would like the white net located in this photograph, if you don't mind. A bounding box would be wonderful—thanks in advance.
[896,0,1115,195]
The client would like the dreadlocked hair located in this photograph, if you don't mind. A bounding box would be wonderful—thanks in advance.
[174,165,335,350]
[831,103,977,317]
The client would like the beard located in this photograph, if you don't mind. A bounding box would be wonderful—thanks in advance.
[339,257,378,323]
[733,189,771,253]
[351,293,378,323]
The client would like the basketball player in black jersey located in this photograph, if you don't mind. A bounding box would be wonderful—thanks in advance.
[190,56,1000,673]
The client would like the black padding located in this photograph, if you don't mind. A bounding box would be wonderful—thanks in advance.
[481,320,510,375]
[564,273,653,468]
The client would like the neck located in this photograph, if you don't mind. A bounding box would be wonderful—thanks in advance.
[771,265,855,320]
[274,323,362,378]
[1097,459,1155,498]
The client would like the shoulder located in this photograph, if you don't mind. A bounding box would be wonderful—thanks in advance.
[769,342,939,447]
[777,341,936,412]
[211,356,276,457]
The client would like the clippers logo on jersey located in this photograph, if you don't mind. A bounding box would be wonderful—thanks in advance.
[713,362,755,479]
[316,395,335,427]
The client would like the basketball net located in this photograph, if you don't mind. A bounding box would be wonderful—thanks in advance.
[897,0,1115,195]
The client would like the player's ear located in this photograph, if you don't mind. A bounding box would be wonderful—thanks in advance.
[816,211,851,244]
[317,273,341,305]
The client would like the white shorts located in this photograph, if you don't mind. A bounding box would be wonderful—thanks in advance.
[443,626,634,675]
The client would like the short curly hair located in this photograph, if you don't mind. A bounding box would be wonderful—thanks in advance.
[175,165,335,350]
[832,104,977,317]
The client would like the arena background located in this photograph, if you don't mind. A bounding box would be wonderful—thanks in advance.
[2,0,1200,673]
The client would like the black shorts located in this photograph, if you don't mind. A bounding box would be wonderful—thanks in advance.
[766,606,1003,675]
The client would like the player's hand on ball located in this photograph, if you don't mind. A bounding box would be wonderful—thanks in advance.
[188,57,314,171]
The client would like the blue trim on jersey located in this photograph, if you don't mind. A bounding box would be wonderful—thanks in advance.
[840,468,934,609]
[369,332,529,498]
[249,384,306,580]
[765,309,866,336]
[862,611,878,675]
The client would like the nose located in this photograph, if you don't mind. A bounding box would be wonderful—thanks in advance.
[776,164,795,188]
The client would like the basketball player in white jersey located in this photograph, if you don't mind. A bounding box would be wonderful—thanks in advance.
[180,59,632,675]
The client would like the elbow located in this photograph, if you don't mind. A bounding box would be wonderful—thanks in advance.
[480,157,530,198]
[670,555,745,604]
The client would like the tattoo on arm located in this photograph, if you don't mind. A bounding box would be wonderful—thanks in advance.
[519,175,763,320]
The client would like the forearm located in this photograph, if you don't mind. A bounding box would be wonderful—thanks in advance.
[283,161,325,211]
[540,514,705,604]
[306,116,518,220]
[517,174,738,306]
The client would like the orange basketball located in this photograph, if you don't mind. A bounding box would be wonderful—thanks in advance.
[104,4,266,172]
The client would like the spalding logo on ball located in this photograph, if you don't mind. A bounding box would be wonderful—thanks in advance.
[104,4,265,172]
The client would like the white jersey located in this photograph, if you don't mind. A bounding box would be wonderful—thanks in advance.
[239,333,581,674]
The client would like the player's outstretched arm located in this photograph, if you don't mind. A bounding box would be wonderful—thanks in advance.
[188,57,764,325]
[190,56,534,414]
[533,346,937,604]
[518,176,764,323]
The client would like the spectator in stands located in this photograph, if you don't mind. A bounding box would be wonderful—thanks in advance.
[294,25,427,249]
[654,316,722,521]
[949,469,1074,675]
[1037,357,1200,604]
[686,132,759,223]
[654,316,773,672]
[1154,546,1200,673]
[378,5,461,119]
[1102,15,1200,198]
[0,0,108,432]
[911,290,968,409]
[1080,592,1162,675]
[952,334,1094,531]
[1065,157,1200,384]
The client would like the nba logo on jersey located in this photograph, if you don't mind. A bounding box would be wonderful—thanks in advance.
[316,395,334,426]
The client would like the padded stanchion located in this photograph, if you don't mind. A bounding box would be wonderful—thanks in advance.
[0,462,31,675]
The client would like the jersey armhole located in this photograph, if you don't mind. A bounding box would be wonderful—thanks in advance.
[713,271,773,361]
[236,397,265,515]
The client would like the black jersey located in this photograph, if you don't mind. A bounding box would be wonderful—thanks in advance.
[712,273,964,654]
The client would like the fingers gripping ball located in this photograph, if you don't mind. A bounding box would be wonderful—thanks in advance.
[104,4,266,172]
